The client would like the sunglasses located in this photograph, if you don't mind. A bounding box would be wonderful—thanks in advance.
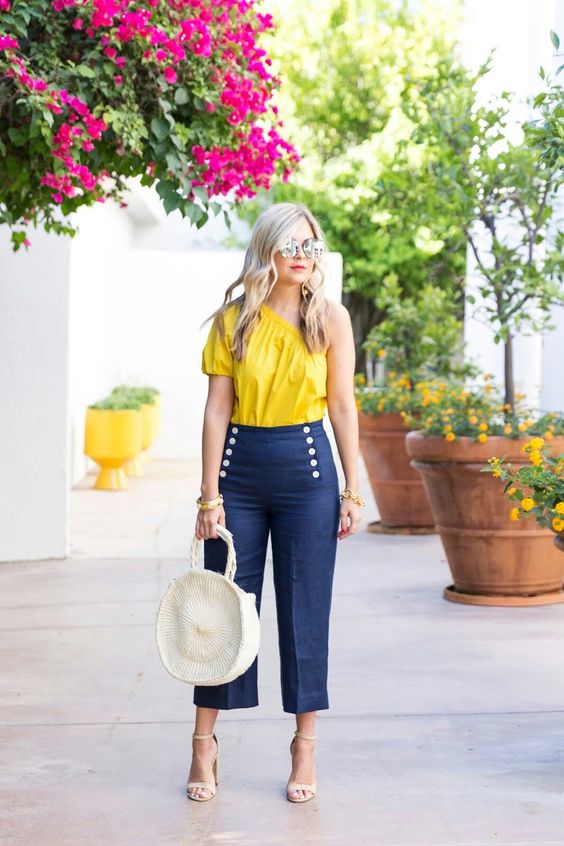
[278,237,326,260]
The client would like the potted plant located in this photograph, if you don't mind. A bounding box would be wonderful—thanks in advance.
[111,385,159,468]
[355,278,475,530]
[406,379,564,605]
[484,439,564,556]
[84,395,142,490]
[394,59,564,603]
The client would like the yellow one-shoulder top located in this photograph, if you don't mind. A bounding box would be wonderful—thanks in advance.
[201,301,328,426]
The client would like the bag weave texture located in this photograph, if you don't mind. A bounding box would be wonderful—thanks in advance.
[155,524,260,685]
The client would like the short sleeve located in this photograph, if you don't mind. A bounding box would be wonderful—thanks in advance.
[201,315,234,377]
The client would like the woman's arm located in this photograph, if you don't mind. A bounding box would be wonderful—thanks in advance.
[326,301,362,538]
[197,374,234,539]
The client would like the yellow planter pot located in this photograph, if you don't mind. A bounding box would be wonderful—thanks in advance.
[84,408,142,490]
[140,400,159,464]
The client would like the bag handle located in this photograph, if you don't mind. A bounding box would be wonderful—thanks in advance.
[189,523,237,582]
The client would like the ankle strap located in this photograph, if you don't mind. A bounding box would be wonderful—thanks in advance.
[192,732,214,740]
[294,730,317,741]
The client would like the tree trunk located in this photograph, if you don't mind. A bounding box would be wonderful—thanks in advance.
[504,334,514,409]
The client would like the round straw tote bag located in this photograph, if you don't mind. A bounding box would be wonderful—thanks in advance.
[155,524,260,686]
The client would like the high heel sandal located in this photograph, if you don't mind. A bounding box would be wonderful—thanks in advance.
[186,732,219,801]
[286,730,317,803]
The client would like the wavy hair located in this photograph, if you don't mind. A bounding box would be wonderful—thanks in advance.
[200,202,330,359]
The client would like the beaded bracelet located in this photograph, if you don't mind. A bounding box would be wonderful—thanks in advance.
[196,494,224,511]
[340,488,366,506]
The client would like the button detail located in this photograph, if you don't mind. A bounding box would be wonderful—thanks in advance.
[225,448,232,455]
[222,459,230,466]
[310,459,318,466]
[219,470,227,477]
[312,470,320,478]
[303,425,310,433]
[229,437,236,444]
[232,426,239,434]
[308,447,316,455]
[306,436,313,444]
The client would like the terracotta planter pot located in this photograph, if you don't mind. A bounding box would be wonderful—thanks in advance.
[406,432,564,605]
[554,533,564,555]
[358,411,435,528]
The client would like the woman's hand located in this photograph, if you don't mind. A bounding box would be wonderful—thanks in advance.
[196,503,226,540]
[337,499,362,539]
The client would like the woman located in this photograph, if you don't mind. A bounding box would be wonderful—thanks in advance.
[187,202,364,803]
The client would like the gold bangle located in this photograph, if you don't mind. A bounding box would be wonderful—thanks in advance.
[196,494,224,510]
[339,488,366,506]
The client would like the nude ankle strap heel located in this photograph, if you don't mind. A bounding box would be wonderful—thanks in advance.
[286,730,317,802]
[187,732,220,801]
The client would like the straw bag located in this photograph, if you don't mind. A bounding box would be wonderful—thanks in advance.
[155,524,260,685]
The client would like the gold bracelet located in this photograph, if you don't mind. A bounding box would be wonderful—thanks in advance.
[196,494,224,510]
[339,488,366,506]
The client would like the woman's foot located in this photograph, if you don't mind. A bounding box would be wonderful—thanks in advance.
[287,733,316,801]
[187,734,218,800]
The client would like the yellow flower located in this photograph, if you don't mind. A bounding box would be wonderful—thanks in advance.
[517,422,527,432]
[492,469,501,478]
[477,433,488,443]
[545,430,554,440]
[478,422,488,431]
[555,502,564,515]
[552,517,564,532]
[504,424,513,435]
[445,432,456,442]
[443,424,452,432]
[468,415,478,425]
[528,437,544,450]
[507,487,517,496]
[377,349,385,357]
[521,497,535,512]
[509,508,520,521]
[529,451,543,467]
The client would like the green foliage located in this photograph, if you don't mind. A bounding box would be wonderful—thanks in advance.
[380,54,564,405]
[236,0,467,305]
[362,276,474,379]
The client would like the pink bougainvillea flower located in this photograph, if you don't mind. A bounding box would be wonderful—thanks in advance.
[163,66,177,84]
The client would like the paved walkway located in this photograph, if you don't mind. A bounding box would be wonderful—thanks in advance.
[2,455,564,845]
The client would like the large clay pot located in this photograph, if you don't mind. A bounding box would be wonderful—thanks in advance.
[406,432,564,606]
[358,411,435,528]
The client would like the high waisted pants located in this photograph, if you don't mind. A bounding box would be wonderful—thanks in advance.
[193,418,341,714]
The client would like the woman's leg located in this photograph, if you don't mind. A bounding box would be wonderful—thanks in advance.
[187,706,219,799]
[268,422,341,798]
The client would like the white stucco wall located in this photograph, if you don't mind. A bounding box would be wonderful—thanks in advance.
[0,224,71,561]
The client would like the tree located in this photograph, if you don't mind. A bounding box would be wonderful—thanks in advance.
[0,0,298,250]
[380,56,564,408]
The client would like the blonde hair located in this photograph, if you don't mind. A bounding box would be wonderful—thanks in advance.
[201,202,330,358]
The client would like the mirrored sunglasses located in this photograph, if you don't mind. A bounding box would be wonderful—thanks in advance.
[278,237,326,260]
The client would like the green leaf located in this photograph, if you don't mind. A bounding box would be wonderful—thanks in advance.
[75,64,96,78]
[174,87,190,105]
[7,127,27,147]
[192,186,208,202]
[163,191,181,214]
[166,151,181,172]
[185,203,204,223]
[151,117,170,141]
[550,30,560,50]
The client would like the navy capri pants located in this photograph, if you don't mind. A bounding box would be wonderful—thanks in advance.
[193,417,341,714]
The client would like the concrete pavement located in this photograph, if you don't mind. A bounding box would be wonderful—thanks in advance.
[1,457,564,845]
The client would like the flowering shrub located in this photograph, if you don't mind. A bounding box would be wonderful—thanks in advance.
[400,375,564,443]
[483,440,564,533]
[0,0,299,250]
